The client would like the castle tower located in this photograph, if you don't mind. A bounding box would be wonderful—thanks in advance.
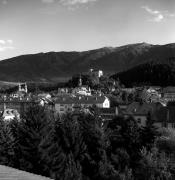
[18,83,22,92]
[18,82,28,93]
[78,74,82,87]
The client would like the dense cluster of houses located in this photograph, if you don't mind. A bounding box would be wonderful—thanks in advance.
[1,71,175,131]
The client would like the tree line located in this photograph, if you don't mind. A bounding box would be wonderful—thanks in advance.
[112,61,175,87]
[0,105,173,180]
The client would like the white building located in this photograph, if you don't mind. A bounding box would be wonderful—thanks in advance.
[1,108,20,121]
[54,95,110,115]
[89,69,103,78]
[73,86,91,96]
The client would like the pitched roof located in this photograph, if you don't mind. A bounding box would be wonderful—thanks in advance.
[162,86,175,93]
[54,95,107,105]
[123,102,162,116]
[98,107,116,114]
[0,165,52,180]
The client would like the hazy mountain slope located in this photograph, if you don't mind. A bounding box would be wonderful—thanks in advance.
[0,42,175,82]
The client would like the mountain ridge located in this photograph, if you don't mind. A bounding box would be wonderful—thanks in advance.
[0,42,175,82]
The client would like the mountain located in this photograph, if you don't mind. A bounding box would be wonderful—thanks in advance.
[0,42,175,82]
[111,58,175,87]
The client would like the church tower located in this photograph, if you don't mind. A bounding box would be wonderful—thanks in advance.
[18,82,28,93]
[78,74,82,87]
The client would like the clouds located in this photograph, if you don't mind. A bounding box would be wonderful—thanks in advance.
[59,0,97,6]
[142,6,163,22]
[142,6,175,22]
[40,0,98,13]
[41,0,98,7]
[0,40,14,52]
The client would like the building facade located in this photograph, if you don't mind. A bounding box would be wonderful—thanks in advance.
[54,95,110,115]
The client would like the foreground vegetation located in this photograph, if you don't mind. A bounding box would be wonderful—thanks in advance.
[0,105,174,180]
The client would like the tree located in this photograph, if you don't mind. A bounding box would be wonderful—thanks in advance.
[79,113,119,180]
[106,116,142,171]
[41,113,87,180]
[0,119,16,167]
[16,105,51,176]
[140,112,159,150]
[136,147,172,180]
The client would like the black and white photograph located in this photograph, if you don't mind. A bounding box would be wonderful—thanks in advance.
[0,0,175,179]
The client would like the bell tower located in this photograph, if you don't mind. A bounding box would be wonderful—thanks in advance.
[78,74,82,87]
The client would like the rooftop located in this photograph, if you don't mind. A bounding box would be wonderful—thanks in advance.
[54,95,108,104]
[123,101,162,116]
[162,86,175,93]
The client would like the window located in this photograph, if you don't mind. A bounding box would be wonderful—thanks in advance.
[137,118,141,124]
[68,108,72,111]
[60,108,64,111]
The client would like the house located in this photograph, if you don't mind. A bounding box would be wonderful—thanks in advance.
[72,86,91,96]
[122,102,162,127]
[10,83,28,98]
[98,107,118,121]
[154,102,175,129]
[89,69,103,78]
[122,101,175,129]
[1,108,20,121]
[37,93,53,107]
[162,87,175,102]
[38,93,51,99]
[0,98,37,115]
[54,95,110,115]
[18,82,28,93]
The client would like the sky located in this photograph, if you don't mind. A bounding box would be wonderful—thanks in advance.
[0,0,175,60]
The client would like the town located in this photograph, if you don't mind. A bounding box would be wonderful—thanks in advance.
[1,0,175,179]
[1,68,174,130]
[1,68,175,179]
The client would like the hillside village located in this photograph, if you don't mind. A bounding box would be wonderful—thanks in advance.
[0,68,175,130]
[2,0,175,178]
[1,68,175,179]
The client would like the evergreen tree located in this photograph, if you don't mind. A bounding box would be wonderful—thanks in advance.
[8,118,21,169]
[140,112,159,150]
[136,147,172,180]
[79,114,118,180]
[0,119,16,167]
[106,116,142,171]
[41,113,87,180]
[16,105,51,176]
